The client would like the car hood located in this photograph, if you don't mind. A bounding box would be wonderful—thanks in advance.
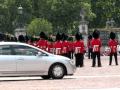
[49,54,70,61]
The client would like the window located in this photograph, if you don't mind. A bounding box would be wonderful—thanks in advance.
[12,45,39,56]
[0,45,12,55]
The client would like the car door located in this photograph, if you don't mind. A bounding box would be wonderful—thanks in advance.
[0,45,16,74]
[12,45,48,75]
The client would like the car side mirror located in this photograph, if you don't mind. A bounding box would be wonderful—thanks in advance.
[37,52,47,57]
[37,52,42,56]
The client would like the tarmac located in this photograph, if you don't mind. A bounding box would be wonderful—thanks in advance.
[0,56,120,90]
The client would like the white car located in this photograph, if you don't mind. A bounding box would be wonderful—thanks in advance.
[0,42,76,79]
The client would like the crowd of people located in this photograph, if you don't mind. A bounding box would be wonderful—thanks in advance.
[0,29,119,67]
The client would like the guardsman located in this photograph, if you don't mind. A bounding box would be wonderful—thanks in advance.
[61,33,69,57]
[91,30,102,67]
[87,35,93,59]
[68,37,74,59]
[0,33,5,41]
[27,36,34,46]
[25,35,29,43]
[33,37,39,46]
[108,32,118,65]
[36,32,48,51]
[53,33,63,55]
[74,33,85,67]
[47,36,54,54]
[18,35,25,43]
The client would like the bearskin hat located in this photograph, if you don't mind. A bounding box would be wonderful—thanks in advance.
[18,35,25,42]
[48,38,53,42]
[0,33,5,41]
[24,35,29,42]
[75,32,83,40]
[62,33,68,41]
[68,37,73,41]
[92,30,100,39]
[56,33,62,41]
[14,37,17,42]
[110,32,116,40]
[39,32,46,39]
[29,36,34,43]
[88,35,92,40]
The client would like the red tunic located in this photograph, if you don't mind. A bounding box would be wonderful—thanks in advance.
[91,38,101,52]
[27,40,34,46]
[53,41,63,55]
[108,39,118,53]
[87,39,92,49]
[74,40,85,54]
[68,41,74,52]
[62,40,69,54]
[47,42,54,53]
[36,39,48,51]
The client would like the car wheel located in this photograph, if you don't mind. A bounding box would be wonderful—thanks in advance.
[41,75,51,79]
[49,64,65,79]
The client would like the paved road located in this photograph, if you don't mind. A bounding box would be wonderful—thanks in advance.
[0,56,120,90]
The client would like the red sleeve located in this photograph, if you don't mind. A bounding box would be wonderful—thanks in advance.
[36,40,40,47]
[91,39,94,48]
[99,39,102,47]
[82,41,85,53]
[73,41,76,50]
[46,40,48,47]
[53,42,56,48]
[87,40,89,48]
[116,40,118,45]
[108,40,110,47]
[61,41,63,49]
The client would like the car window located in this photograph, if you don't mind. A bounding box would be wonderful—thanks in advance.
[12,45,39,56]
[0,45,12,55]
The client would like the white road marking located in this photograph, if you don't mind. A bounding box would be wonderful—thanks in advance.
[65,74,120,79]
[0,77,42,81]
[79,89,120,90]
[0,74,119,81]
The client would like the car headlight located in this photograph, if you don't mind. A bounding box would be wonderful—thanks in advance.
[69,59,75,66]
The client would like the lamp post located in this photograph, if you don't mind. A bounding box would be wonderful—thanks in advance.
[18,5,23,15]
[17,5,24,29]
[15,5,26,38]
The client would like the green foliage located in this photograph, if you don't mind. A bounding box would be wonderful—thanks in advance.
[90,0,120,28]
[27,18,53,36]
[0,0,32,33]
[0,0,95,34]
[47,0,94,33]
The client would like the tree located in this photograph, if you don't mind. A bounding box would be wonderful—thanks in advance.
[0,0,10,33]
[0,0,95,34]
[0,0,33,33]
[30,0,94,33]
[90,0,119,28]
[27,18,53,36]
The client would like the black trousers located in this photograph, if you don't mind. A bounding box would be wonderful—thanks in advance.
[92,52,101,67]
[62,53,69,58]
[109,52,118,65]
[68,51,74,59]
[88,48,93,59]
[75,53,84,67]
